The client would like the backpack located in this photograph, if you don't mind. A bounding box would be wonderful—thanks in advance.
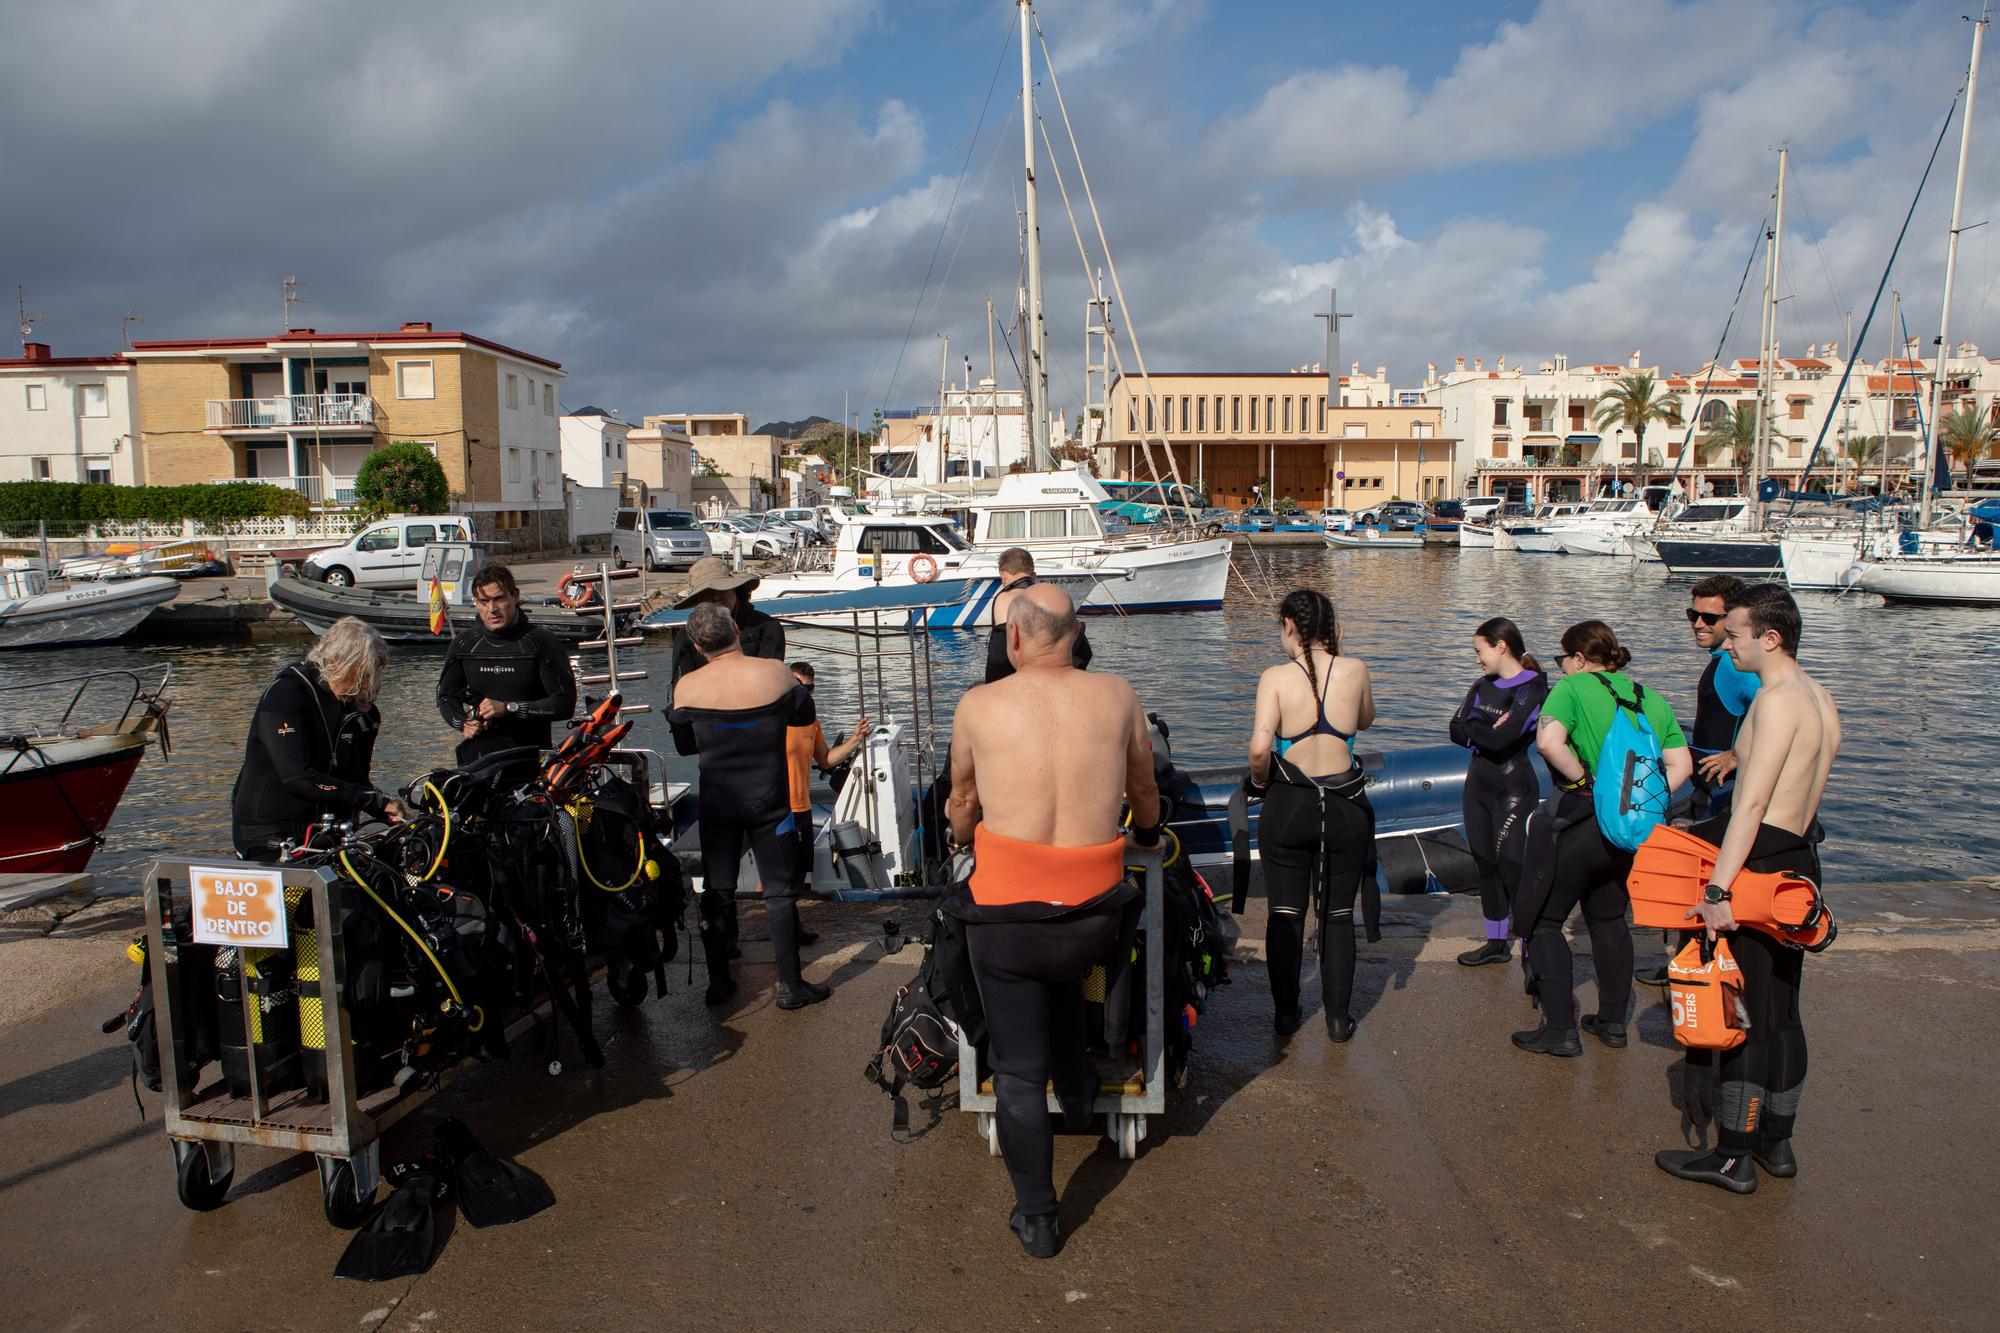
[864,903,980,1134]
[1590,674,1670,851]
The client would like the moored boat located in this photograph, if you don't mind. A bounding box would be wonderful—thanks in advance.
[267,571,609,644]
[0,668,172,873]
[1324,525,1423,549]
[0,569,179,649]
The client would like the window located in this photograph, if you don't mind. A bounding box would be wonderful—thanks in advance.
[857,525,951,554]
[85,457,112,485]
[79,384,108,418]
[507,448,522,483]
[1788,398,1806,420]
[1282,396,1293,433]
[1179,396,1191,433]
[1247,397,1258,432]
[1214,395,1225,431]
[1162,397,1173,433]
[24,383,45,411]
[506,374,519,410]
[1493,399,1510,426]
[1029,509,1068,539]
[604,439,613,457]
[1344,423,1367,438]
[1070,508,1100,537]
[1318,396,1327,432]
[543,384,555,416]
[1265,396,1276,432]
[396,360,435,399]
[1127,400,1137,431]
[984,510,1026,541]
[1231,396,1241,433]
[32,457,51,480]
[1195,396,1206,432]
[356,526,398,553]
[1145,397,1155,432]
[1412,422,1434,439]
[405,524,438,547]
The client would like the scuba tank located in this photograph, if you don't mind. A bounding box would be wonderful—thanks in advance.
[215,944,303,1098]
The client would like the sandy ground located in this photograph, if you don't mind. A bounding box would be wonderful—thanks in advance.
[2,881,1996,1330]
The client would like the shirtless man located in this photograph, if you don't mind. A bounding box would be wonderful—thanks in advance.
[1656,583,1841,1194]
[946,584,1159,1258]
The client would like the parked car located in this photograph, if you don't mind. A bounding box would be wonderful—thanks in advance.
[612,508,710,572]
[1237,506,1276,529]
[700,518,790,560]
[748,512,817,546]
[1359,501,1426,530]
[303,515,471,588]
[764,507,831,543]
[1317,507,1353,530]
[1428,499,1466,522]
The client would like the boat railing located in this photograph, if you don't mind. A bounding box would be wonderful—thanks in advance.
[0,665,173,738]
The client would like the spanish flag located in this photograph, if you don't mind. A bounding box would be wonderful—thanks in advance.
[428,575,447,635]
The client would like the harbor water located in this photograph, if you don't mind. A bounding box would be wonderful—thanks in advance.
[4,547,1992,887]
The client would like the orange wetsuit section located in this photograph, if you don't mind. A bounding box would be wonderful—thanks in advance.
[1628,825,1834,948]
[785,722,824,814]
[968,826,1125,908]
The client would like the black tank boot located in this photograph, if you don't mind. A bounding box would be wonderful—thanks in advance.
[1457,938,1512,967]
[1656,1148,1757,1194]
[1510,1023,1581,1057]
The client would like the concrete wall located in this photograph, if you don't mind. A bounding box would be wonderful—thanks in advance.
[0,361,141,485]
[130,358,234,485]
[692,475,764,513]
[559,414,629,489]
[569,483,617,542]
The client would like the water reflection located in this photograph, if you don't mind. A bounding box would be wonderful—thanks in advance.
[2,546,1990,886]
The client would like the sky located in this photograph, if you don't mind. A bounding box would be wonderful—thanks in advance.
[6,0,2000,429]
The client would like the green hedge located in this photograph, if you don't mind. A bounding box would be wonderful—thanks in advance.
[0,481,311,525]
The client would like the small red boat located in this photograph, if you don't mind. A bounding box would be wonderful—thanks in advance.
[0,669,172,874]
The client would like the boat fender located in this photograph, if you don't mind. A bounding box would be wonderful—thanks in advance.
[908,554,939,584]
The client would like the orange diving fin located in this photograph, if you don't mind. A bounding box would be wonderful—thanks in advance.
[1627,825,1835,950]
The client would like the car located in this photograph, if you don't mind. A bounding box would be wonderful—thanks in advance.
[612,508,710,572]
[699,518,788,560]
[1317,507,1353,530]
[1238,506,1276,529]
[1361,501,1426,530]
[764,508,831,543]
[1428,499,1466,521]
[745,513,815,546]
[302,515,472,588]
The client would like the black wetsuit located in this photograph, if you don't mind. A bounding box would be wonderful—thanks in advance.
[670,603,786,689]
[1258,758,1376,1030]
[1449,669,1547,928]
[670,683,816,989]
[984,577,1093,683]
[436,612,577,764]
[1690,813,1817,1157]
[1689,654,1755,819]
[1513,788,1637,1031]
[231,662,387,858]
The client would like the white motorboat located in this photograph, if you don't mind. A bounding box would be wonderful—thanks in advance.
[1506,502,1587,553]
[1324,525,1423,549]
[0,569,179,649]
[1456,521,1497,549]
[1550,496,1654,556]
[1849,550,2000,604]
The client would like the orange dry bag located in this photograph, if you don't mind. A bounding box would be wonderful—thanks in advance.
[1668,936,1749,1051]
[1627,825,1836,950]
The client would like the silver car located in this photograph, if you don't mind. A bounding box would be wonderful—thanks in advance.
[612,508,709,571]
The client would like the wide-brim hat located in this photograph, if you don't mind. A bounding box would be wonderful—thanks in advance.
[674,556,759,608]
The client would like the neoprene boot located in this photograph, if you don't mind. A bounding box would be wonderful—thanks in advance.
[1273,1008,1303,1038]
[1581,1014,1628,1048]
[1510,1023,1581,1057]
[1655,1148,1757,1194]
[1457,939,1512,967]
[1010,1208,1062,1259]
[1755,1138,1798,1178]
[1326,1012,1356,1043]
[775,979,830,1010]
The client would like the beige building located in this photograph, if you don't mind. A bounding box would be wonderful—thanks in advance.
[625,419,695,508]
[124,322,566,534]
[1105,370,1455,509]
[645,412,781,505]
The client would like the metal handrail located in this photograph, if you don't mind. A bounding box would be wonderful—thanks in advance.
[0,665,172,736]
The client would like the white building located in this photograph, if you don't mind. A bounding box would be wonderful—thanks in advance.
[872,378,1038,486]
[559,405,632,489]
[0,343,142,485]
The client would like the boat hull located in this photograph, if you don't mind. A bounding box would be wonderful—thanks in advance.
[269,575,601,644]
[0,577,179,649]
[1509,531,1565,554]
[1654,536,1782,576]
[1552,526,1638,557]
[1851,556,2000,605]
[0,732,149,872]
[1325,529,1423,549]
[1456,524,1497,549]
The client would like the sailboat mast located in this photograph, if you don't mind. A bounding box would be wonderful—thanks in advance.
[1753,147,1786,528]
[1923,15,1986,527]
[1018,0,1050,468]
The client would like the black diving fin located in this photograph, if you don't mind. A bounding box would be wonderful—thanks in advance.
[434,1118,554,1228]
[334,1166,449,1282]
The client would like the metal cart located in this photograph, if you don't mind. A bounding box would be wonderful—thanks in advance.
[958,846,1165,1162]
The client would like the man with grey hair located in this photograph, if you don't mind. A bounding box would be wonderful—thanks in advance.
[670,602,827,1009]
[946,583,1160,1258]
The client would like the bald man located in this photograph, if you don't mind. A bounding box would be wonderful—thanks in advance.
[946,583,1160,1258]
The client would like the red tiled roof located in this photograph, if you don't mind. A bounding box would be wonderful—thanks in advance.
[128,328,562,370]
[1865,375,1923,392]
[0,354,129,369]
[1785,358,1831,368]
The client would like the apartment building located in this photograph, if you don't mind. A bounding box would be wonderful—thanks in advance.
[125,322,565,533]
[624,419,694,508]
[647,412,782,493]
[559,405,632,489]
[1103,368,1453,509]
[0,343,142,485]
[874,378,1031,484]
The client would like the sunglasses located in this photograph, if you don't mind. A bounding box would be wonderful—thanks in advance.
[1685,608,1723,626]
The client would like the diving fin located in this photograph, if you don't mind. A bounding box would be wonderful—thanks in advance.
[435,1118,554,1228]
[334,1168,448,1282]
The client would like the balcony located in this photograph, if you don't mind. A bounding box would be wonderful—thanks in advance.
[215,474,360,506]
[205,394,377,431]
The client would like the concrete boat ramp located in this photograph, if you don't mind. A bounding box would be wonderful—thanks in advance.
[1,881,1995,1328]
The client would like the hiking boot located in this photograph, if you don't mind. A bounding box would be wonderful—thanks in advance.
[704,976,737,1007]
[1635,963,1670,988]
[1457,939,1513,967]
[1010,1208,1062,1259]
[775,980,831,1010]
[1511,1023,1581,1057]
[1581,1014,1628,1048]
[1754,1139,1798,1179]
[1655,1148,1757,1194]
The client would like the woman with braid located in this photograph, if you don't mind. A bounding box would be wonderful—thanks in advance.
[1245,589,1376,1041]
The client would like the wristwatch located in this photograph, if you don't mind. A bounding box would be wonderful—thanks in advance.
[1702,883,1732,905]
[505,700,521,716]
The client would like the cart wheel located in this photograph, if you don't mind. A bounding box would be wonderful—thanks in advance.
[318,1157,376,1229]
[607,958,647,1008]
[548,1059,564,1077]
[172,1140,232,1212]
[1113,1113,1138,1161]
[979,1113,1001,1157]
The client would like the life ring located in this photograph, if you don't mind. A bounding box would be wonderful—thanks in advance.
[557,571,594,608]
[909,554,939,583]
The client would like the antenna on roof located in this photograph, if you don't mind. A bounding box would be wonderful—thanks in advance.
[17,285,42,352]
[122,314,143,348]
[283,276,299,331]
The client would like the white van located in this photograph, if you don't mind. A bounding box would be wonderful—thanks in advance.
[303,515,472,588]
[612,507,710,571]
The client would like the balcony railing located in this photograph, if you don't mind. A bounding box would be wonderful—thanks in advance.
[205,394,377,430]
[215,475,360,506]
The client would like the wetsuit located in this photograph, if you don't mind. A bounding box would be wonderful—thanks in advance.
[984,577,1093,684]
[1688,651,1759,819]
[231,662,388,858]
[436,611,577,764]
[1513,671,1685,1031]
[948,828,1135,1221]
[1690,812,1817,1159]
[1449,668,1547,936]
[785,719,825,891]
[670,683,816,990]
[1259,658,1376,1030]
[670,603,785,689]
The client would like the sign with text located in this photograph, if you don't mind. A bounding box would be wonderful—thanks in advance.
[188,865,290,948]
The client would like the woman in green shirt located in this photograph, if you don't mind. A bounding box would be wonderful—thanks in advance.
[1511,621,1692,1057]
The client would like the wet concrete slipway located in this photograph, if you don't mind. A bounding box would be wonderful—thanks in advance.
[2,875,1997,1329]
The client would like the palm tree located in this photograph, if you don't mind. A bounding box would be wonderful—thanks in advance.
[1698,402,1759,474]
[1840,434,1883,491]
[1592,372,1683,485]
[1937,405,1998,491]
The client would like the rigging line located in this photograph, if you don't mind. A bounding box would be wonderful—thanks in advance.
[1033,19,1197,526]
[908,90,1021,405]
[865,19,1015,420]
[1896,302,1932,448]
[1658,210,1769,491]
[1786,168,1848,336]
[1786,85,1963,520]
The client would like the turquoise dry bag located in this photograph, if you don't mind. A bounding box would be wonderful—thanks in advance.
[1591,675,1669,851]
